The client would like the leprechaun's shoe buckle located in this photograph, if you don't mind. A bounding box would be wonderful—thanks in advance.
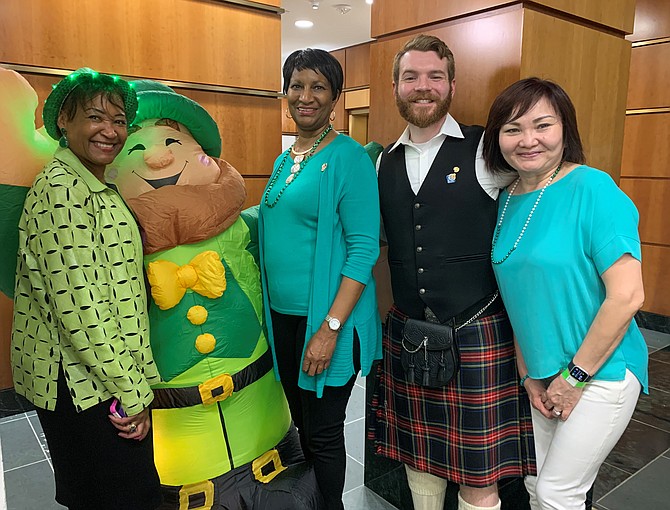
[252,449,287,483]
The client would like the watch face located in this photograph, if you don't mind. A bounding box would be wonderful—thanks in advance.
[570,365,589,382]
[329,318,341,331]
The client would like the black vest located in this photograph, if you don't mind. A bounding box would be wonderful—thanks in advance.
[378,124,498,322]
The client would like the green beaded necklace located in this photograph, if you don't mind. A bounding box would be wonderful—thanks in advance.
[263,124,333,208]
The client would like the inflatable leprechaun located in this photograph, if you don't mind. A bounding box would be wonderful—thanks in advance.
[104,80,321,509]
[0,66,56,298]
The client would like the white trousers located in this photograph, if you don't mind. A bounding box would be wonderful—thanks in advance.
[525,369,641,510]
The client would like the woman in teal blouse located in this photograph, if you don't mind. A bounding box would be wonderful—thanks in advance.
[259,49,381,510]
[482,77,648,510]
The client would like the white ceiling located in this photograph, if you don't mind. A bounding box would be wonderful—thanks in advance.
[281,0,373,63]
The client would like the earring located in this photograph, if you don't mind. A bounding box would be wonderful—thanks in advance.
[285,108,293,120]
[329,111,336,122]
[59,129,68,148]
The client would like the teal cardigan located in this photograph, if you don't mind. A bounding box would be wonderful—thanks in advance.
[259,134,382,397]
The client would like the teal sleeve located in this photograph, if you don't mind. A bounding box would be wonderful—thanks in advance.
[589,176,642,275]
[338,149,380,284]
[241,205,260,265]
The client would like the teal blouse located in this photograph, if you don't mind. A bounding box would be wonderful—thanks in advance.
[260,134,382,397]
[492,166,648,392]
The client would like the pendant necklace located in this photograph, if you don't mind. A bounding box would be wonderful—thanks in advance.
[490,163,562,265]
[263,124,333,208]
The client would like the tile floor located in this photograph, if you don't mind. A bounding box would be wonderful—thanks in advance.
[0,374,397,510]
[1,327,668,510]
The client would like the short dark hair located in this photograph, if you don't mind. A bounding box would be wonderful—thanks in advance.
[282,48,343,100]
[60,75,129,125]
[483,77,585,175]
[392,34,455,84]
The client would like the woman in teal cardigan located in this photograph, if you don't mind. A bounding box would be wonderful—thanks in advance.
[259,48,381,510]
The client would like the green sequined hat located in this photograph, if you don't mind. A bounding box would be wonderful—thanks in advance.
[130,80,222,158]
[42,67,138,141]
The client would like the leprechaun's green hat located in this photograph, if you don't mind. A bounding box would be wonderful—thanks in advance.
[42,68,137,141]
[131,80,222,158]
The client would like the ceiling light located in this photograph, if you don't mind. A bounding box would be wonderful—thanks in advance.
[295,19,314,28]
[311,1,319,9]
[333,3,352,14]
[366,0,374,4]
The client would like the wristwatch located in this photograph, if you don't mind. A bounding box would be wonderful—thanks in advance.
[325,314,342,332]
[561,361,592,388]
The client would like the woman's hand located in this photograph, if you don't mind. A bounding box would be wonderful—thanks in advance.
[302,324,338,376]
[109,407,152,441]
[544,375,583,421]
[524,378,555,419]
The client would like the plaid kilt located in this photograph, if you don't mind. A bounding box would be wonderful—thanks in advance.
[369,305,536,487]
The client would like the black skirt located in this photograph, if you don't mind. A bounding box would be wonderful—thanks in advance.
[36,366,162,510]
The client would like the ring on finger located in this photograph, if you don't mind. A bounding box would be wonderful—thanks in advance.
[128,423,137,433]
[553,409,563,417]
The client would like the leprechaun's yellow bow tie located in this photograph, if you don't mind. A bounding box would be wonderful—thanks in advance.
[147,251,226,310]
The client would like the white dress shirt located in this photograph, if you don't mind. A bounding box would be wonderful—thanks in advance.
[377,114,514,199]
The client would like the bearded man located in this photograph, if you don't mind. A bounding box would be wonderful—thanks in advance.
[372,35,536,510]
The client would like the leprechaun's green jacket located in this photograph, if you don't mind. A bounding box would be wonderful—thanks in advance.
[145,212,291,486]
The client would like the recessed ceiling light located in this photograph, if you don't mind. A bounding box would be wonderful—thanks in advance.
[366,0,374,4]
[295,20,314,29]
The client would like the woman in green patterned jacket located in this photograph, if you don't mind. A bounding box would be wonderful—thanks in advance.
[11,68,162,510]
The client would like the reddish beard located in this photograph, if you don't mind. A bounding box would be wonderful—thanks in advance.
[395,90,452,128]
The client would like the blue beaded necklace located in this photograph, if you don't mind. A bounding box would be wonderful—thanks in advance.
[263,124,333,208]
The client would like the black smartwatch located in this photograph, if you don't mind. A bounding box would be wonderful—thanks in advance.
[561,361,592,388]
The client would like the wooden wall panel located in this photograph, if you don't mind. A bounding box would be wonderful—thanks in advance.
[345,44,371,89]
[244,177,270,208]
[345,89,370,110]
[621,113,670,178]
[619,178,670,245]
[0,294,12,389]
[371,0,634,39]
[330,50,348,132]
[627,42,670,109]
[628,0,670,42]
[333,95,347,133]
[0,0,281,92]
[520,9,631,179]
[19,73,59,128]
[369,7,523,146]
[530,0,635,33]
[281,97,297,134]
[624,0,669,317]
[640,244,670,316]
[372,0,508,38]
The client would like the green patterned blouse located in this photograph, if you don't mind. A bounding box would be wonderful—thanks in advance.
[11,148,160,415]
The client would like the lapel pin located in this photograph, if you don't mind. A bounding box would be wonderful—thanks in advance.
[446,166,460,184]
[321,163,328,172]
